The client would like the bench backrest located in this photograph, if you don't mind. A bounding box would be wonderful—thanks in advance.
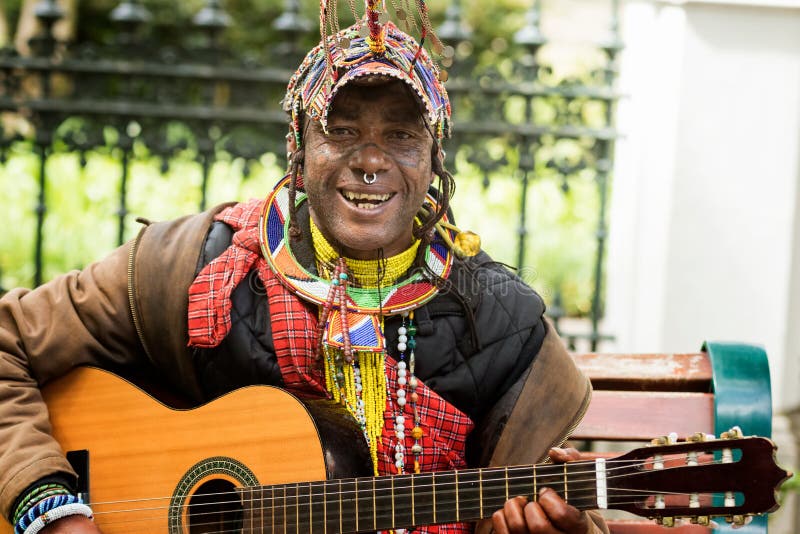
[571,343,773,534]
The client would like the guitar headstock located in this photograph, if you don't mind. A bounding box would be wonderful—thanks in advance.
[606,429,791,526]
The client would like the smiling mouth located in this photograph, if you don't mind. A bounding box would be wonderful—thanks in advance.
[341,190,394,210]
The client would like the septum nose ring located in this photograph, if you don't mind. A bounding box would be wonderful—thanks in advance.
[363,172,377,185]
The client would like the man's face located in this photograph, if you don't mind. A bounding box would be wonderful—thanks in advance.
[301,79,435,260]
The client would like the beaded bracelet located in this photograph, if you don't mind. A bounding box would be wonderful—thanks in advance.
[15,495,91,534]
[21,503,93,534]
[12,484,71,525]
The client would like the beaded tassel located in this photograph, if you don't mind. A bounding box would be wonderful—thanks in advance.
[315,260,345,360]
[393,311,423,475]
[407,312,424,473]
[323,343,386,475]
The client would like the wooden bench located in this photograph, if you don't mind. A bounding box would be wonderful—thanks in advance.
[570,342,773,534]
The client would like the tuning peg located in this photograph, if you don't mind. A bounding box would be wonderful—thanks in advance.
[688,432,714,442]
[657,517,675,528]
[726,514,753,527]
[691,516,710,526]
[721,426,744,439]
[651,432,678,446]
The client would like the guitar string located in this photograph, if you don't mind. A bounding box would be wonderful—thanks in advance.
[85,489,734,534]
[84,455,731,513]
[87,474,738,530]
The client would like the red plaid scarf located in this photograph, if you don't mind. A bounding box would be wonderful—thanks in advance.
[188,200,474,533]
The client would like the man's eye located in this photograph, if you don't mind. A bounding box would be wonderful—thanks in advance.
[328,127,354,137]
[391,131,414,140]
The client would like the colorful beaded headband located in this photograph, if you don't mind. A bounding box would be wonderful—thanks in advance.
[283,2,451,149]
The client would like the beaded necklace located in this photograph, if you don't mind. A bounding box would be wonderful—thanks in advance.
[310,218,420,287]
[310,220,424,475]
[259,176,455,477]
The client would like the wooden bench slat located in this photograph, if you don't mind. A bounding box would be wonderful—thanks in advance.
[571,391,714,441]
[573,353,712,392]
[604,521,711,533]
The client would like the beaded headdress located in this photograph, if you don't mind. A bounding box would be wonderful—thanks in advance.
[282,1,451,147]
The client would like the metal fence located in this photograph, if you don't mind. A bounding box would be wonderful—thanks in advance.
[0,0,620,349]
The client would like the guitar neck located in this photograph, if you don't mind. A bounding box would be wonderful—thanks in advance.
[238,461,599,532]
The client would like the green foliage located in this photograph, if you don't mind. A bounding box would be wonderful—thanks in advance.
[0,0,608,316]
[0,142,600,316]
[781,471,800,496]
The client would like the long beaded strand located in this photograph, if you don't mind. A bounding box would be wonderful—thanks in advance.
[393,311,423,475]
[407,312,424,472]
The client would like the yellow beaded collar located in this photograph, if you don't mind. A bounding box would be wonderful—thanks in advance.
[310,218,421,288]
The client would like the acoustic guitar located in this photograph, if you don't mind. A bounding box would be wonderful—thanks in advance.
[2,367,789,533]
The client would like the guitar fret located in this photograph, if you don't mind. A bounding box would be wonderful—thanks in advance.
[391,475,395,527]
[564,463,569,503]
[274,485,285,534]
[295,483,300,534]
[324,480,339,534]
[307,482,313,534]
[533,465,537,500]
[280,484,292,533]
[237,487,251,534]
[310,482,324,534]
[432,472,437,524]
[338,480,342,534]
[412,472,435,527]
[262,487,275,532]
[354,476,374,532]
[258,487,262,534]
[373,474,395,531]
[355,478,359,532]
[455,470,460,521]
[339,479,357,533]
[456,469,482,521]
[432,471,458,524]
[505,466,509,503]
[538,464,564,497]
[373,477,377,530]
[480,469,484,517]
[393,474,414,529]
[482,468,509,515]
[411,473,415,526]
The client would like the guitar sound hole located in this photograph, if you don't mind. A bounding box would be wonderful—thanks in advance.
[187,479,243,533]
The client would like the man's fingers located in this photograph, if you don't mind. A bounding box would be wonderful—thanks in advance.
[492,496,528,534]
[522,499,560,534]
[492,508,510,534]
[537,487,590,533]
[548,447,582,463]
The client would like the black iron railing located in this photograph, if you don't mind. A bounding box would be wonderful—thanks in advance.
[0,0,620,349]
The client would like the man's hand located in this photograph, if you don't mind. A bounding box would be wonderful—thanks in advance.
[489,447,590,534]
[40,515,103,533]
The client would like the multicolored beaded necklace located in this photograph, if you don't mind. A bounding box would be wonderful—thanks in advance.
[259,176,455,476]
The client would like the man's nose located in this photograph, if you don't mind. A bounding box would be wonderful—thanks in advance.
[349,143,391,176]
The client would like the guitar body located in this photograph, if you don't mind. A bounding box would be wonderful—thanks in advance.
[2,367,371,534]
[2,368,789,533]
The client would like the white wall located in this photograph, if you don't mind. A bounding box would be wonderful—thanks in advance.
[606,0,800,412]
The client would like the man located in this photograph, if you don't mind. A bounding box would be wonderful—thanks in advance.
[0,17,607,534]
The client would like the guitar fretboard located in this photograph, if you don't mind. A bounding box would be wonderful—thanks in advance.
[237,462,599,533]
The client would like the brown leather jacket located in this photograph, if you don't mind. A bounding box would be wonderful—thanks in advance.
[0,207,607,533]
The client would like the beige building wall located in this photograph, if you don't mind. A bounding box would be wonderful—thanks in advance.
[605,1,800,530]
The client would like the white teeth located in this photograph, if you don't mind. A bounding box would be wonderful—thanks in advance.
[357,203,378,210]
[342,191,391,202]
